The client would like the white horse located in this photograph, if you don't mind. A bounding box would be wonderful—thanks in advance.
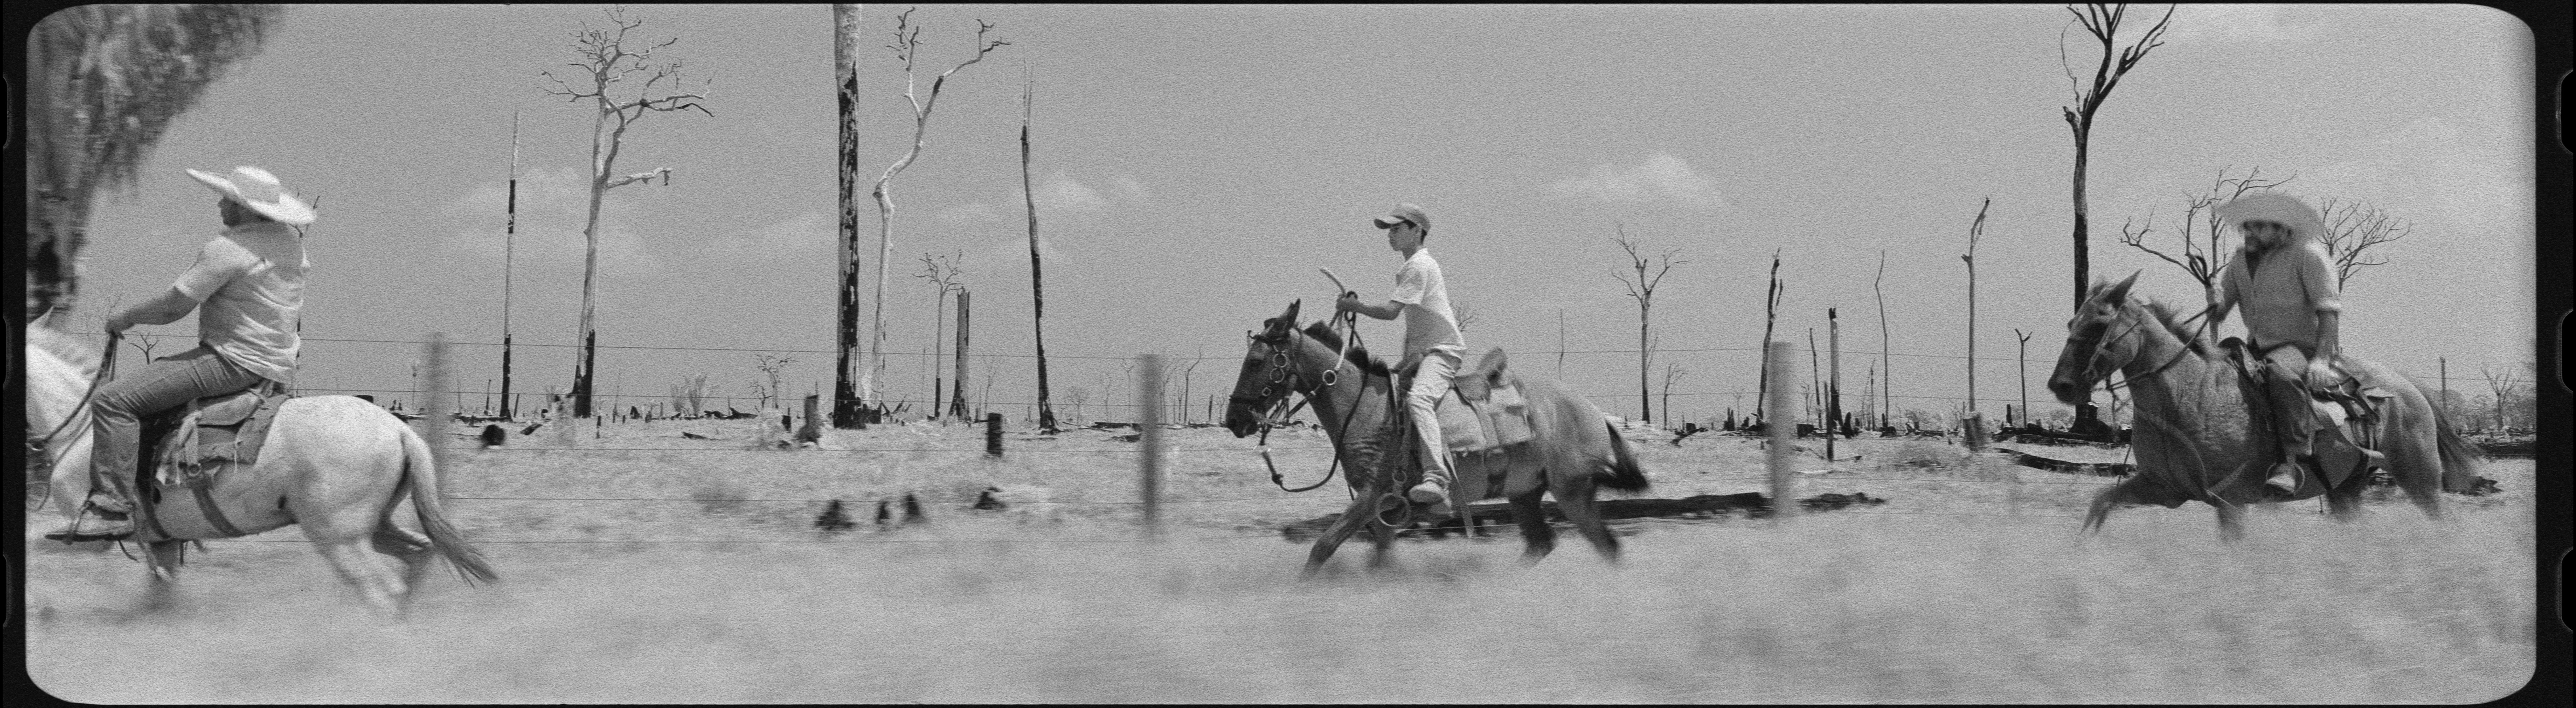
[25,324,496,615]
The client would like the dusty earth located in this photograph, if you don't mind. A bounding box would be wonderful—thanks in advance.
[22,418,2538,703]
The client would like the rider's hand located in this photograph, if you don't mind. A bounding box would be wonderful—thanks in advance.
[103,315,130,334]
[1334,293,1361,313]
[2305,358,2338,393]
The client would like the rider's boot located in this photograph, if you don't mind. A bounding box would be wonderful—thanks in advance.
[43,473,137,542]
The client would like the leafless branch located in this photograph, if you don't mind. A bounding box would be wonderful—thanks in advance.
[2315,195,2411,288]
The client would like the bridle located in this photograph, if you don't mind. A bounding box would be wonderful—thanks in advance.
[1236,316,1363,494]
[2074,298,2198,398]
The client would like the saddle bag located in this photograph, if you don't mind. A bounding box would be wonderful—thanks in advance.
[152,391,292,490]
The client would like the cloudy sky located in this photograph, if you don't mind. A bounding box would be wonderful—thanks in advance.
[57,4,2537,424]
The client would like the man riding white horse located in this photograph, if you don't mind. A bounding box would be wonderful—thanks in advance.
[2205,191,2344,498]
[45,166,314,541]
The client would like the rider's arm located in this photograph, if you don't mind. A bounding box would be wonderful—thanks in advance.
[106,287,201,333]
[2207,257,2243,325]
[1335,294,1403,321]
[2303,245,2342,363]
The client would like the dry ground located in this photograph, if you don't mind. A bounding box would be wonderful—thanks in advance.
[23,418,2538,703]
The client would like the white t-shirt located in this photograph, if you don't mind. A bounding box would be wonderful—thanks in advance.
[171,222,306,385]
[1389,249,1465,358]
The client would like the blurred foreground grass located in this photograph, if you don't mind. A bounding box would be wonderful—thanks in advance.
[25,424,2535,703]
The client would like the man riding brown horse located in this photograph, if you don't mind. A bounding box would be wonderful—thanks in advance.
[2205,192,2346,498]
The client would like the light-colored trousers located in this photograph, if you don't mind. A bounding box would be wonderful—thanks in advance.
[1407,345,1466,485]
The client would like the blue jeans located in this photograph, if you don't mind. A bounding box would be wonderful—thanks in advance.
[87,344,268,512]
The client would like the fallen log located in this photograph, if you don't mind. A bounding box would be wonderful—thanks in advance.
[1278,492,1888,542]
[1995,447,2132,477]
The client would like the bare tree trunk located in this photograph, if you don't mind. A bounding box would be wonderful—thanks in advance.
[832,4,867,427]
[1754,249,1783,425]
[1964,197,1989,415]
[950,288,971,419]
[1023,78,1058,431]
[1875,250,1891,429]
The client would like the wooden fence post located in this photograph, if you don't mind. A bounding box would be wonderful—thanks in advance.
[1765,340,1799,519]
[419,333,450,467]
[1138,354,1164,536]
[986,412,1004,458]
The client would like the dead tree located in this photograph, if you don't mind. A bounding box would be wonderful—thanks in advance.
[753,354,794,410]
[540,5,712,417]
[2315,196,2412,288]
[863,9,1006,423]
[1611,223,1686,423]
[1452,298,1481,333]
[2118,166,2294,311]
[914,249,966,418]
[1753,249,1785,425]
[1022,76,1059,432]
[1962,197,1991,415]
[2059,3,2174,310]
[832,4,867,427]
[1874,250,1893,429]
[1661,361,1688,430]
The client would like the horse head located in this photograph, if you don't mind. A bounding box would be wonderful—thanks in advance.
[1225,300,1303,437]
[2048,270,2141,405]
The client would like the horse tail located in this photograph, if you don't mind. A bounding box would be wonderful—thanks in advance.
[399,424,500,585]
[2430,404,2482,493]
[1598,422,1651,492]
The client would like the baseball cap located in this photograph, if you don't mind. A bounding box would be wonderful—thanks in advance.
[1372,203,1430,231]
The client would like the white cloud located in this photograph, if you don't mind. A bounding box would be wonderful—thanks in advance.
[1109,175,1150,204]
[2160,5,2318,43]
[1549,154,1731,212]
[444,166,671,278]
[1036,172,1110,212]
[2301,117,2527,230]
[936,203,1006,225]
[719,212,835,257]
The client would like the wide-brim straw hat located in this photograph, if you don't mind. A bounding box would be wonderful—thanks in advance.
[187,166,316,226]
[2213,192,2321,242]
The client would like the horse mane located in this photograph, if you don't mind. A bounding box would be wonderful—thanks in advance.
[1299,322,1390,377]
[2138,297,2211,359]
[26,325,99,375]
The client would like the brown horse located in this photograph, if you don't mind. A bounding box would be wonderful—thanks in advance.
[1224,301,1649,575]
[2043,273,2478,540]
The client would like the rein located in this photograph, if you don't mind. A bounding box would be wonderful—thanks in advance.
[29,331,119,462]
[1246,313,1367,495]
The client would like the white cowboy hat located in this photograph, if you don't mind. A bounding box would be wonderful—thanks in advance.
[186,166,316,226]
[2213,192,2321,242]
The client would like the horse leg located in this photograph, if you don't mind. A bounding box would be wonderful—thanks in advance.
[371,508,438,591]
[2320,448,2370,522]
[2382,428,2447,521]
[1508,487,1555,564]
[310,537,409,617]
[2081,484,2126,534]
[2212,502,2247,542]
[1303,495,1381,578]
[139,540,186,615]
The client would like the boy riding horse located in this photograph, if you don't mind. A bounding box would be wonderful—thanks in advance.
[1335,203,1468,512]
[46,166,314,541]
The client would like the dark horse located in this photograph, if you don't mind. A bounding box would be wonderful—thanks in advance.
[2044,273,2479,540]
[1224,301,1649,575]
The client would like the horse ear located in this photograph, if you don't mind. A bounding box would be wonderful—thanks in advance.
[1282,299,1301,323]
[2105,269,2143,303]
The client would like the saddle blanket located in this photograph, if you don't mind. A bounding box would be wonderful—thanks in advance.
[149,391,293,490]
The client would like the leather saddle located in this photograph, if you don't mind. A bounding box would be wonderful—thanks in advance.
[139,387,292,497]
[2218,338,2391,469]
